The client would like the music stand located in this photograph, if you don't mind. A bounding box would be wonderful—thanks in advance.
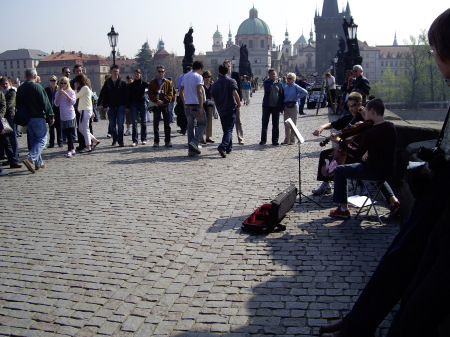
[285,118,322,206]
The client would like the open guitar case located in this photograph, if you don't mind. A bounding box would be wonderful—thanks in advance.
[242,185,298,233]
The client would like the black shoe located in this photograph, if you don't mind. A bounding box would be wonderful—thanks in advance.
[111,141,117,146]
[165,142,172,147]
[75,146,83,151]
[272,142,280,146]
[48,144,55,148]
[119,144,125,147]
[218,149,226,158]
[259,141,266,145]
[1,161,8,166]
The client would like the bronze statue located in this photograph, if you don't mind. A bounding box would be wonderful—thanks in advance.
[182,28,195,69]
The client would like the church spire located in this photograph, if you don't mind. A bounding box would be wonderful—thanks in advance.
[321,0,339,17]
[284,24,290,44]
[226,25,233,48]
[393,31,398,46]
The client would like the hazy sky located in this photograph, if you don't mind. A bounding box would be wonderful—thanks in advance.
[2,0,447,58]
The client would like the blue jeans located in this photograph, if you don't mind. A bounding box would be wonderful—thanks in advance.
[169,101,175,123]
[27,118,48,167]
[218,110,236,153]
[185,105,207,146]
[261,106,280,144]
[332,163,394,204]
[108,106,125,145]
[130,103,147,143]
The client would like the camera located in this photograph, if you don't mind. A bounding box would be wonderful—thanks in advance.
[417,146,445,170]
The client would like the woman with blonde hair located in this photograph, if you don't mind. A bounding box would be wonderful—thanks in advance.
[73,74,100,153]
[282,72,307,145]
[54,76,77,157]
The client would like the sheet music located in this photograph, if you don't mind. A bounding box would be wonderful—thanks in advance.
[285,118,305,143]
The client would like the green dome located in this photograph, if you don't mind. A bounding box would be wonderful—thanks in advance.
[236,7,271,36]
[213,26,222,38]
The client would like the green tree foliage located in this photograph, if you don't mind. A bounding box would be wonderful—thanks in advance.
[135,41,153,81]
[372,66,401,102]
[378,31,448,108]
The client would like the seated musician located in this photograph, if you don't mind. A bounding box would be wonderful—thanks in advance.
[311,92,365,195]
[329,98,400,219]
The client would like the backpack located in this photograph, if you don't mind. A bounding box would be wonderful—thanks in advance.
[268,81,282,108]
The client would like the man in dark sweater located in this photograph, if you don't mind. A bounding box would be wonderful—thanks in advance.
[126,69,148,146]
[329,98,398,219]
[100,65,128,147]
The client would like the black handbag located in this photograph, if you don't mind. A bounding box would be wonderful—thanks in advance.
[284,101,296,108]
[13,105,30,126]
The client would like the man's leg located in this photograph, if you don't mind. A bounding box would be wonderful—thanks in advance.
[6,115,18,159]
[185,105,195,145]
[161,105,171,144]
[27,118,47,167]
[193,107,207,146]
[153,107,161,144]
[108,107,118,144]
[131,104,139,144]
[138,103,147,143]
[235,108,243,143]
[270,108,280,144]
[116,106,125,146]
[260,106,270,144]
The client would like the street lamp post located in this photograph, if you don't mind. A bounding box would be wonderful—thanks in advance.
[333,56,338,77]
[107,26,119,67]
[347,18,358,68]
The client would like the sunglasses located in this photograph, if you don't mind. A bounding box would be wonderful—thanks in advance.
[158,70,165,73]
[50,79,57,82]
[348,103,359,107]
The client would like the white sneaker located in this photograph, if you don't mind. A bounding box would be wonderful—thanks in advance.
[65,152,72,158]
[312,181,331,195]
[125,129,131,136]
[131,143,137,147]
[142,141,147,145]
[107,133,112,138]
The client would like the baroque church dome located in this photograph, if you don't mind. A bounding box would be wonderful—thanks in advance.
[236,6,271,36]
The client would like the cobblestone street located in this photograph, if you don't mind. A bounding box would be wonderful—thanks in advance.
[0,90,399,336]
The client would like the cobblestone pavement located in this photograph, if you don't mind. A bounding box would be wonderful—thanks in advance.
[1,90,399,337]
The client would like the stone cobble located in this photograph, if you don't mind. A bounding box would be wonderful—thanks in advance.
[0,90,399,336]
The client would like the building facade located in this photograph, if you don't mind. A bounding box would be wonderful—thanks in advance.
[205,6,272,79]
[0,49,49,83]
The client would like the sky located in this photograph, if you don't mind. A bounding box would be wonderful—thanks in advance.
[2,0,448,58]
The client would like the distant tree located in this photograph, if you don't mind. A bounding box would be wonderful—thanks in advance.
[399,32,431,108]
[372,65,401,103]
[135,41,153,81]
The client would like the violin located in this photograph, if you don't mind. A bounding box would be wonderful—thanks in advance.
[320,120,374,147]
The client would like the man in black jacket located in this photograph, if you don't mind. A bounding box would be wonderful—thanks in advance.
[126,69,148,146]
[99,65,128,147]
